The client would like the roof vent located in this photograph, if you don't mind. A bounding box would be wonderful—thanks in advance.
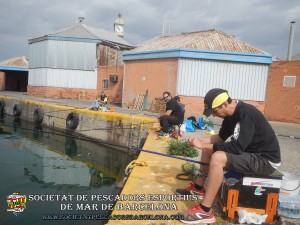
[77,17,85,23]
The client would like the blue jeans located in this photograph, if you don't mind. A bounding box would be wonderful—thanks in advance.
[91,100,99,109]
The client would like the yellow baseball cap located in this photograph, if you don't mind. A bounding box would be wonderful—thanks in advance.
[203,88,229,117]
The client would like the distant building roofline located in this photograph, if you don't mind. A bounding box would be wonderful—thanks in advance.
[0,56,29,71]
[0,66,28,72]
[123,48,272,64]
[28,22,133,49]
[132,29,269,55]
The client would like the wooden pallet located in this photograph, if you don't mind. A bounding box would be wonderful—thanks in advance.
[150,98,166,113]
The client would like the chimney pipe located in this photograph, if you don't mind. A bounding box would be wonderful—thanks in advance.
[287,21,296,60]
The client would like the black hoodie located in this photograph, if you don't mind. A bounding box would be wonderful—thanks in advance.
[213,101,281,164]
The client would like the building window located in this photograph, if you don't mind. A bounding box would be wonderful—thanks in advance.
[102,79,108,89]
[283,76,296,87]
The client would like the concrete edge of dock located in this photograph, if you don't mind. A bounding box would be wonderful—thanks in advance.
[106,129,196,225]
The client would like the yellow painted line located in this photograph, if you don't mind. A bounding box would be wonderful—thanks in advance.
[0,96,14,101]
[106,132,194,225]
[0,96,156,125]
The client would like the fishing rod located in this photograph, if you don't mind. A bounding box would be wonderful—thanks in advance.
[275,134,300,140]
[129,146,209,166]
[0,116,151,139]
[0,121,208,166]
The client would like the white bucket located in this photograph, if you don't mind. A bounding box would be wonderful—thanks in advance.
[280,172,300,196]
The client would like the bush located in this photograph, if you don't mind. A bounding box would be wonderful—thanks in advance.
[182,162,196,174]
[168,140,199,158]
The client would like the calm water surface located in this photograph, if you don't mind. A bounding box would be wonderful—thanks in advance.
[0,115,135,225]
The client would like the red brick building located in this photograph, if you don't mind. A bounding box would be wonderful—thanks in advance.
[122,30,271,116]
[122,30,299,124]
[265,60,300,123]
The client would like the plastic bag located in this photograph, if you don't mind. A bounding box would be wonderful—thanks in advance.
[198,117,205,129]
[238,210,267,224]
[185,119,195,132]
[204,118,214,131]
[180,123,186,135]
[198,117,214,131]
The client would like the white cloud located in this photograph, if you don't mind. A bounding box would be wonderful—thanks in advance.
[0,0,299,61]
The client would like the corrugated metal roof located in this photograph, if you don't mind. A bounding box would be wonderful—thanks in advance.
[0,56,28,67]
[29,23,133,48]
[131,29,268,54]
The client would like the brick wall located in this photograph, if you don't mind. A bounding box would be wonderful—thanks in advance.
[265,60,300,123]
[27,65,124,102]
[123,59,178,109]
[97,65,124,103]
[27,86,98,100]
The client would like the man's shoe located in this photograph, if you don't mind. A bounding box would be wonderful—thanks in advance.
[179,204,215,224]
[167,127,174,133]
[155,129,163,133]
[157,131,169,137]
[176,183,205,199]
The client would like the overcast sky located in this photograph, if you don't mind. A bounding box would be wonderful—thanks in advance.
[1,0,300,61]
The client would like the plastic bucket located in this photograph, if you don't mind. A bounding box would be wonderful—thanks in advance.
[280,172,300,196]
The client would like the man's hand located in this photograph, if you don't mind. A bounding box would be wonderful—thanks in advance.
[188,137,204,149]
[188,137,214,151]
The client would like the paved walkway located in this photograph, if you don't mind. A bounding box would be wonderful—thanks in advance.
[0,91,159,117]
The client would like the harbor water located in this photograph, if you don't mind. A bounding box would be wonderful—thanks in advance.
[0,114,136,225]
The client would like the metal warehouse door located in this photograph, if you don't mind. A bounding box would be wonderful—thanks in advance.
[177,58,269,101]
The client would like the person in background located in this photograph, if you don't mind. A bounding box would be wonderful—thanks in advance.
[99,91,108,104]
[177,88,281,224]
[90,97,100,110]
[157,91,184,136]
[174,96,185,114]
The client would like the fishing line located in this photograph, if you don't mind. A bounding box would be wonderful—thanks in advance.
[1,117,299,167]
[0,162,87,168]
[0,122,130,149]
[275,134,300,140]
[0,116,150,137]
[0,121,207,165]
[129,147,209,165]
[1,107,156,131]
[77,127,134,132]
[1,117,299,141]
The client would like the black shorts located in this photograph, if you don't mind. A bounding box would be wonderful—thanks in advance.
[225,152,275,176]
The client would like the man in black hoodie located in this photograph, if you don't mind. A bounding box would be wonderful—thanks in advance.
[157,91,184,136]
[177,88,281,224]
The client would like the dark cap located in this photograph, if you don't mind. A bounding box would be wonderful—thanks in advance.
[173,96,180,101]
[203,88,229,117]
